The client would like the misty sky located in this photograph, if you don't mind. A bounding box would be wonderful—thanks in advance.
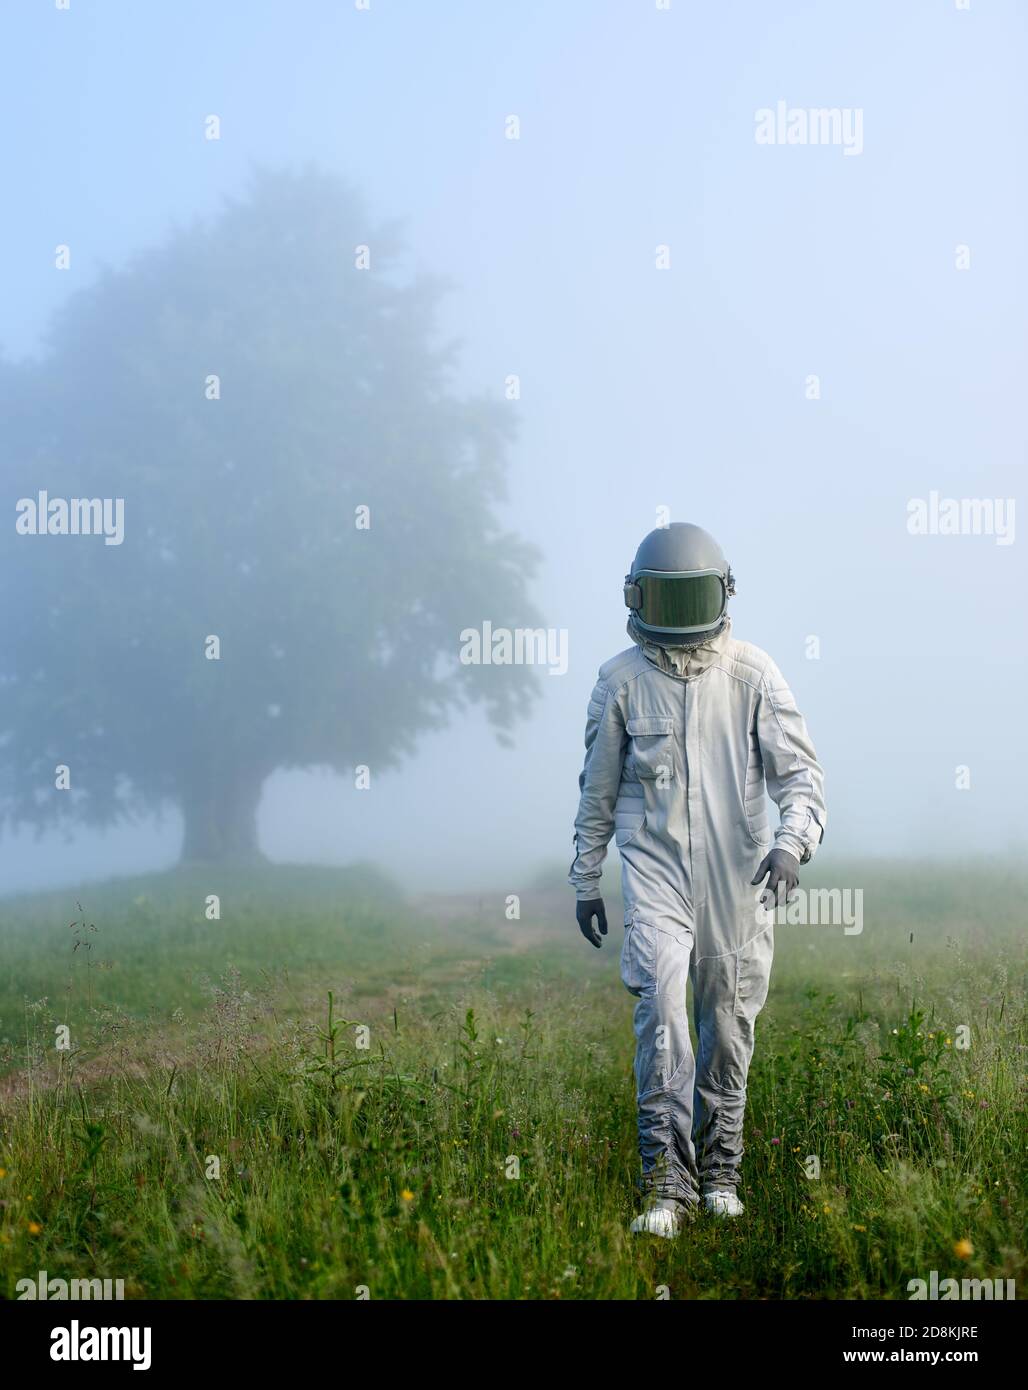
[2,0,1025,894]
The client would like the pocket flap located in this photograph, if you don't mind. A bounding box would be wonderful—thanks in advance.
[626,716,673,737]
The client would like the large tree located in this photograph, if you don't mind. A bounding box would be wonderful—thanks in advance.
[1,168,539,863]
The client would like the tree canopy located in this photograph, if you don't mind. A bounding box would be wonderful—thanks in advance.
[1,168,540,861]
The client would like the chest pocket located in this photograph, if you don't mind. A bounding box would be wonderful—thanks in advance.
[626,715,675,782]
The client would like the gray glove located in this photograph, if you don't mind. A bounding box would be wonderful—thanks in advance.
[576,897,608,949]
[751,847,800,908]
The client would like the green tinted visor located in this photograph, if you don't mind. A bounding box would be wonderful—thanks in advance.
[631,569,727,634]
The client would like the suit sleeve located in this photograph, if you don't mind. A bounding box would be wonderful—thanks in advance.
[568,677,627,900]
[756,658,826,865]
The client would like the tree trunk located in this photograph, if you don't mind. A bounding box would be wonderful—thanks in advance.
[179,771,266,865]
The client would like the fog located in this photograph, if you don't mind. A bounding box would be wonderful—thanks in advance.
[2,0,1025,897]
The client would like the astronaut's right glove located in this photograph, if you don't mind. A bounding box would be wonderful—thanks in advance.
[576,897,608,949]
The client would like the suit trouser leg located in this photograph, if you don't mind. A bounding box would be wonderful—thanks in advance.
[620,918,700,1207]
[691,928,774,1193]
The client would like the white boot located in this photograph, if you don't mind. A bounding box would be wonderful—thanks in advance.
[704,1189,744,1217]
[629,1199,684,1238]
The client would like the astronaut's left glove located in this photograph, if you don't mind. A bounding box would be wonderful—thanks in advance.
[751,847,800,909]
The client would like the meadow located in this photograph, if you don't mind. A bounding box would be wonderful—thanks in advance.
[0,860,1024,1300]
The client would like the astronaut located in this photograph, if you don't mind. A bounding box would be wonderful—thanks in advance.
[569,524,826,1236]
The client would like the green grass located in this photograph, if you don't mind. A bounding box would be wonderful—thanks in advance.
[0,861,1024,1300]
